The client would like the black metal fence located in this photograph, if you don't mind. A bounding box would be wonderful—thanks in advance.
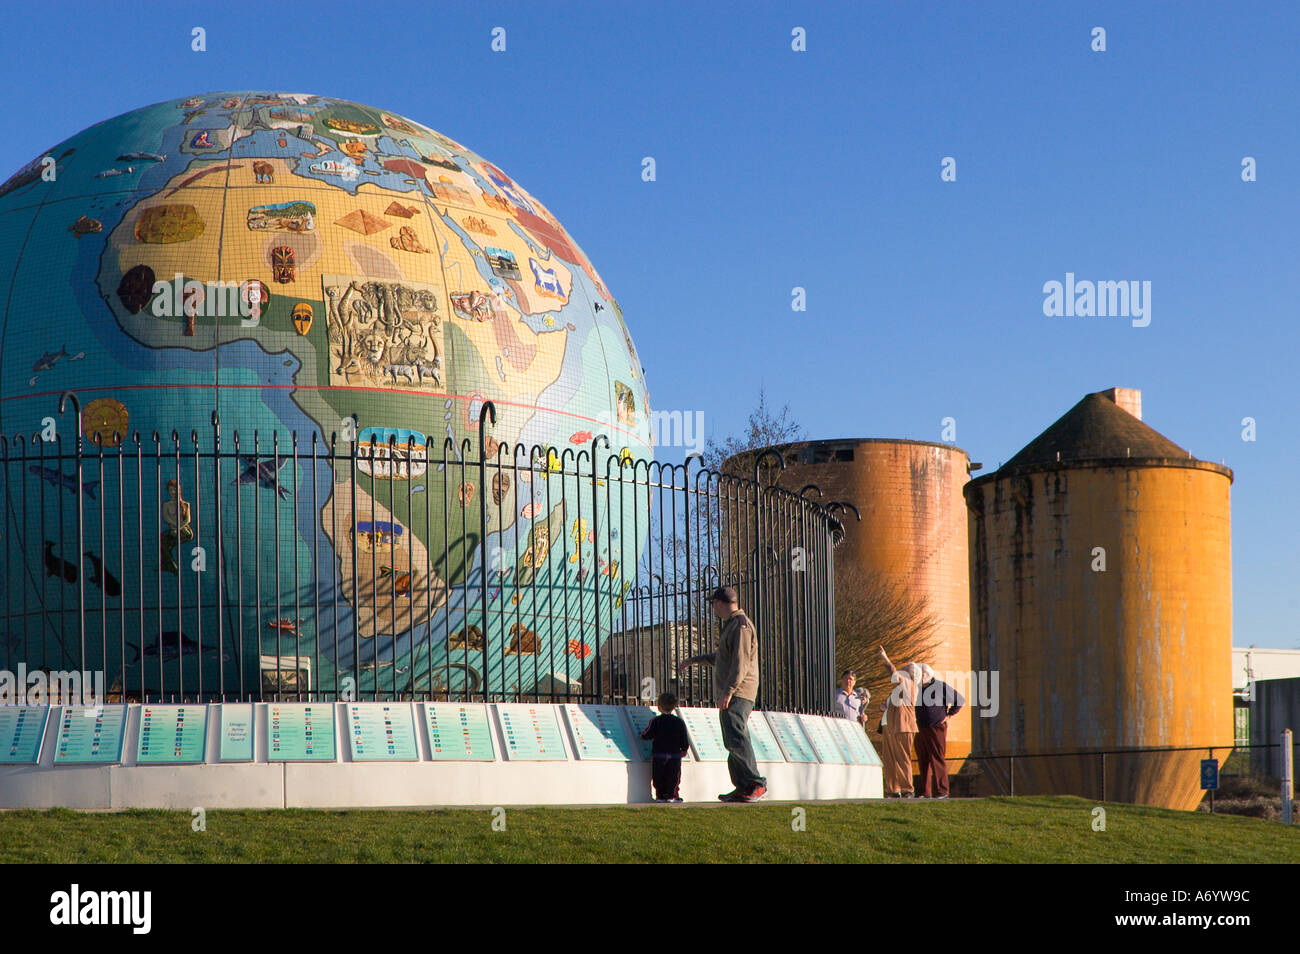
[0,395,843,711]
[939,740,1298,810]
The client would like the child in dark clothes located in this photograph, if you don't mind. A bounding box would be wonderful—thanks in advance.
[640,692,691,802]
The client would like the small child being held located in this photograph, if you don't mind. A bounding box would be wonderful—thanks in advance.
[640,692,691,802]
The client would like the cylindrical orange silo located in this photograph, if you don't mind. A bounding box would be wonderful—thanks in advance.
[966,390,1234,810]
[757,439,973,770]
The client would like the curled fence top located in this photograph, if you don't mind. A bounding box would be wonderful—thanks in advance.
[1,419,848,537]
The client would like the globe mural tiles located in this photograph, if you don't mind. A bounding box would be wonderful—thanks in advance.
[0,92,652,697]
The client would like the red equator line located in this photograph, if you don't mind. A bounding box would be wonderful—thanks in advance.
[3,381,643,443]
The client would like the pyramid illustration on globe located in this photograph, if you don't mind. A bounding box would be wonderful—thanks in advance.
[334,208,391,235]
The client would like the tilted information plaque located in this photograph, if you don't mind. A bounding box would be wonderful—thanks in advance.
[494,703,568,760]
[219,704,254,761]
[424,703,497,760]
[764,711,818,763]
[53,706,127,764]
[797,714,848,764]
[676,706,729,762]
[747,710,787,763]
[347,703,418,761]
[562,704,639,760]
[137,704,208,764]
[826,714,883,766]
[0,706,49,764]
[268,702,336,762]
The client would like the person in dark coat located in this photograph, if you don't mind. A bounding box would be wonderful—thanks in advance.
[640,692,691,802]
[915,664,965,799]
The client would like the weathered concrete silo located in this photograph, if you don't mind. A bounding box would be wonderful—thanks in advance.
[965,388,1234,810]
[769,439,973,768]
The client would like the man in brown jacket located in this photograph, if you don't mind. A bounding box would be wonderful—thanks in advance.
[678,586,767,802]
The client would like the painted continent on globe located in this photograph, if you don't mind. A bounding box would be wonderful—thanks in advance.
[0,92,652,696]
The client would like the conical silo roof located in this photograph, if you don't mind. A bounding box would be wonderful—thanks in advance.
[1002,391,1187,470]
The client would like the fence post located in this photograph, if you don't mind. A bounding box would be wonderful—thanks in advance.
[591,435,609,704]
[1284,728,1294,825]
[477,402,496,703]
[752,449,785,710]
[211,413,224,699]
[58,392,87,682]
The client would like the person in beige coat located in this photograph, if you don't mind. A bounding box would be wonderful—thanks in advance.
[878,646,918,797]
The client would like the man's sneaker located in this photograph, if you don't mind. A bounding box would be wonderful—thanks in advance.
[718,789,744,802]
[935,794,950,800]
[670,797,684,803]
[742,784,768,802]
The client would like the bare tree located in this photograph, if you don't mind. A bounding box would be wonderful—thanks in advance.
[680,387,806,582]
[626,388,806,631]
[701,386,806,478]
[834,564,941,720]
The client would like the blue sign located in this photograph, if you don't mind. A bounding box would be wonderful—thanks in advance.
[53,706,127,764]
[0,706,50,764]
[1200,758,1219,790]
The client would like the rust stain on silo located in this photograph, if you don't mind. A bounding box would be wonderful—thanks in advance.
[770,438,974,769]
[966,391,1234,810]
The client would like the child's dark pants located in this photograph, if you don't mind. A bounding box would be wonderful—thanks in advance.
[651,753,683,800]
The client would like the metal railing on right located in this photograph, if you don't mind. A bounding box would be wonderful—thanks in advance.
[928,740,1299,815]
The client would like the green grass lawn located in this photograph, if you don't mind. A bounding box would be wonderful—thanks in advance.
[2,796,1296,863]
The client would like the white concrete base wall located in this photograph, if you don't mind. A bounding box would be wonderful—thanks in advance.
[0,704,883,810]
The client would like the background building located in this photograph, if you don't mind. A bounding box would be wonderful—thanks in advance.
[1248,676,1300,778]
[584,619,708,704]
[1234,647,1300,697]
[1234,647,1300,748]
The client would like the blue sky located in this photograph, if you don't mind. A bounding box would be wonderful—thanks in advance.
[0,0,1294,645]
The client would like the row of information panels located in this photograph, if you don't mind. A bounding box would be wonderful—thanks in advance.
[0,703,881,767]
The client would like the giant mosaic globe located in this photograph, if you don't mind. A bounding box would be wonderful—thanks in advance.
[0,92,652,698]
